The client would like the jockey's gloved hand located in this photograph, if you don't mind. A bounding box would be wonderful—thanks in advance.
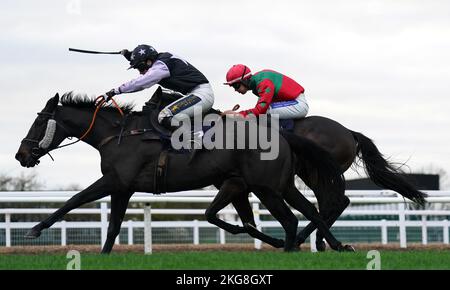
[96,89,116,106]
[106,89,116,98]
[120,49,132,61]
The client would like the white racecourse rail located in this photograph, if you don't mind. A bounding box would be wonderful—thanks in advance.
[0,190,449,252]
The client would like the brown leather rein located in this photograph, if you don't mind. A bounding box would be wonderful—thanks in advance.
[56,96,125,150]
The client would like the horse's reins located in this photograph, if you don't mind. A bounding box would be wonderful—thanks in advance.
[22,96,125,163]
[54,96,124,149]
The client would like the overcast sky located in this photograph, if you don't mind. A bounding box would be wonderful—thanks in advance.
[1,0,449,189]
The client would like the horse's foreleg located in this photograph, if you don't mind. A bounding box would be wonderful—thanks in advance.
[231,193,285,249]
[25,176,113,239]
[101,192,133,254]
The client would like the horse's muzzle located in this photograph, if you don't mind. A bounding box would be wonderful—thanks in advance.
[15,151,39,168]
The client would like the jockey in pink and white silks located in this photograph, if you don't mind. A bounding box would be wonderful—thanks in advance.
[102,44,214,129]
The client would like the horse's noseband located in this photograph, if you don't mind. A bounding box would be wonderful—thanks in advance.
[21,111,58,162]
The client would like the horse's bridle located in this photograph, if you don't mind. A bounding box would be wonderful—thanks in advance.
[21,111,72,163]
[21,96,125,164]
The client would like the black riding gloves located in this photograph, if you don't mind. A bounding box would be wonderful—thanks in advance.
[106,89,116,98]
[120,49,132,61]
[96,89,116,106]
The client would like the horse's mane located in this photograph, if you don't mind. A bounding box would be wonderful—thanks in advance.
[60,92,135,114]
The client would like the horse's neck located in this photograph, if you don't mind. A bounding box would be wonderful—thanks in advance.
[58,107,122,148]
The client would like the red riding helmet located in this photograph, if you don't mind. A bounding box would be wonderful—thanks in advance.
[224,64,252,85]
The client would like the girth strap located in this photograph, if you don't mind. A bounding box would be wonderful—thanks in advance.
[154,150,169,194]
[98,129,154,148]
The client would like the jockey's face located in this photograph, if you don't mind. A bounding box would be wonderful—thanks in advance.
[137,60,153,75]
[232,83,249,94]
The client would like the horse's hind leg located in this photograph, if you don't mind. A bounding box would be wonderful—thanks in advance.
[206,178,284,248]
[25,176,114,239]
[205,178,248,235]
[283,185,350,252]
[231,191,284,248]
[231,192,255,227]
[315,196,351,251]
[296,196,352,251]
[101,192,133,254]
[254,188,298,252]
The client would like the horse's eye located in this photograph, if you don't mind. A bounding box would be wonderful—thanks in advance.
[35,118,45,126]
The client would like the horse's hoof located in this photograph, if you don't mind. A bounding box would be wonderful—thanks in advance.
[296,236,305,247]
[273,239,285,248]
[316,240,326,252]
[24,227,41,239]
[284,247,299,253]
[341,244,355,252]
[337,244,355,252]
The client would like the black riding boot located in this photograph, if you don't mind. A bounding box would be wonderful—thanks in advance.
[160,116,174,131]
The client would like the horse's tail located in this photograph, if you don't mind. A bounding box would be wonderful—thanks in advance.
[281,131,345,195]
[350,130,427,206]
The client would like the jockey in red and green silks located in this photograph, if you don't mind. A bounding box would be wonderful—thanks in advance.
[223,64,309,119]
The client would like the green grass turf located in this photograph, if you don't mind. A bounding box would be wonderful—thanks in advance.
[1,250,449,270]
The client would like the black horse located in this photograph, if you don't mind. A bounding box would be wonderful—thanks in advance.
[207,116,427,251]
[205,118,428,251]
[15,92,353,253]
[147,88,427,251]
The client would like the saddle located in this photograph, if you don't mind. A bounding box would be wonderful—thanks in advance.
[140,87,216,194]
[279,119,295,132]
[141,87,218,145]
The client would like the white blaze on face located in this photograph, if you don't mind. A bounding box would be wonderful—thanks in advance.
[38,119,57,149]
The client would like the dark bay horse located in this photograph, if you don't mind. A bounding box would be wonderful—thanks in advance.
[15,93,353,253]
[293,117,426,250]
[206,115,427,251]
[149,88,427,251]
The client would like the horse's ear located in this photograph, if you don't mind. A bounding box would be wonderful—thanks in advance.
[147,86,162,105]
[155,86,162,96]
[44,93,60,111]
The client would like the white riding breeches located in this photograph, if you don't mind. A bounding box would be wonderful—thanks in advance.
[158,83,215,123]
[267,93,309,119]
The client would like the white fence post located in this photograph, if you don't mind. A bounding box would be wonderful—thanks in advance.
[219,229,225,244]
[100,202,108,247]
[421,215,428,245]
[61,220,67,246]
[127,220,134,245]
[144,204,152,254]
[5,213,11,247]
[443,219,449,244]
[381,219,388,245]
[193,219,199,245]
[253,202,262,250]
[398,202,407,248]
[310,229,317,252]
